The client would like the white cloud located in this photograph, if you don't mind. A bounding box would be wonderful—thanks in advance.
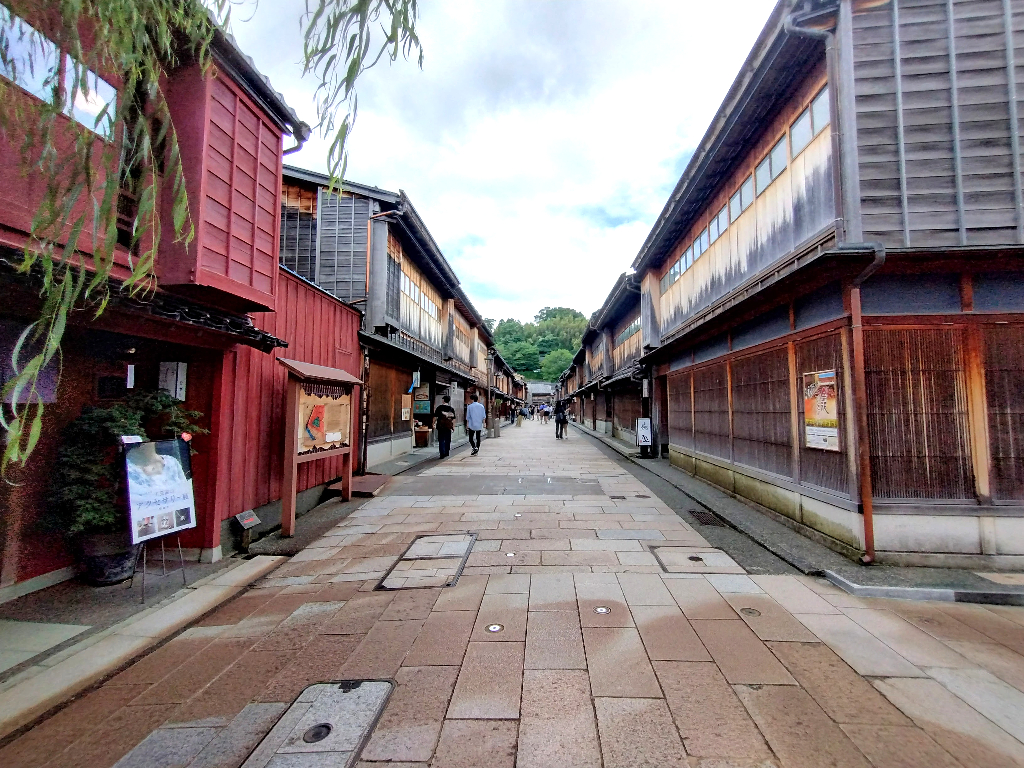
[228,0,775,323]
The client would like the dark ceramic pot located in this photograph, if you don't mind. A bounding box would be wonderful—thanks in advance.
[75,531,142,585]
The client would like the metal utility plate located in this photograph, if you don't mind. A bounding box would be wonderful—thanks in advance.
[649,546,746,574]
[375,533,477,590]
[242,680,393,768]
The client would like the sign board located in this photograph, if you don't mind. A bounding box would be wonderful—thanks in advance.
[642,378,649,398]
[158,362,187,401]
[299,390,351,452]
[235,510,261,529]
[803,370,840,452]
[636,418,653,446]
[413,385,431,414]
[126,438,197,544]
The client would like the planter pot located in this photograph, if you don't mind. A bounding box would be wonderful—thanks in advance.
[75,531,142,586]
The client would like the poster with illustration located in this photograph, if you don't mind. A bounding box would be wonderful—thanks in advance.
[803,370,840,452]
[125,439,196,544]
[298,390,350,452]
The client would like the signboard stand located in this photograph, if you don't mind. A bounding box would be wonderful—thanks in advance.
[278,358,362,538]
[127,533,187,604]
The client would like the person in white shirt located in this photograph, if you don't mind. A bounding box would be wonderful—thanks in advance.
[465,392,487,455]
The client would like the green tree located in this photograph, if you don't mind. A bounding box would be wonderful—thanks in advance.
[540,349,574,382]
[1,0,421,471]
[494,318,526,347]
[535,334,560,356]
[504,341,540,374]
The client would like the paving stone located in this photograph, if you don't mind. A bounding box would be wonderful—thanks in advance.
[575,574,634,628]
[517,670,601,768]
[528,573,576,611]
[500,538,570,550]
[593,697,688,768]
[839,608,973,668]
[582,627,661,697]
[467,550,541,567]
[926,666,1024,744]
[767,642,911,726]
[946,640,1024,693]
[320,592,394,634]
[615,573,675,606]
[471,592,528,642]
[533,527,595,539]
[937,604,1024,656]
[429,719,518,768]
[690,620,796,685]
[597,529,666,540]
[794,613,925,678]
[736,685,871,768]
[446,642,524,719]
[379,589,441,621]
[664,578,738,619]
[706,575,762,594]
[432,575,487,612]
[654,661,772,760]
[189,703,288,768]
[337,619,424,679]
[484,573,531,594]
[110,635,217,687]
[873,677,1024,768]
[840,724,964,768]
[131,639,256,706]
[723,594,819,642]
[58,703,178,768]
[361,665,459,762]
[525,610,586,669]
[541,550,618,566]
[615,551,661,566]
[258,635,364,702]
[890,603,998,644]
[631,604,711,661]
[569,539,643,551]
[403,610,475,667]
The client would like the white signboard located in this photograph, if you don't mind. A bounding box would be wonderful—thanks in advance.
[125,439,197,544]
[636,418,653,446]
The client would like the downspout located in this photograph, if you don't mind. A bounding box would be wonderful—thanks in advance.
[785,9,846,240]
[360,344,371,475]
[840,242,886,564]
[282,123,311,156]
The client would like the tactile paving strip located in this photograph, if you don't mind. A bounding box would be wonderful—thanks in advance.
[242,680,393,768]
[375,532,477,590]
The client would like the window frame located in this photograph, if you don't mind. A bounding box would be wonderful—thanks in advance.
[811,85,830,136]
[790,106,813,158]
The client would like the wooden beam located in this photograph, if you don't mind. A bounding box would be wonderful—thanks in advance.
[281,375,300,537]
[964,325,992,504]
[849,286,876,561]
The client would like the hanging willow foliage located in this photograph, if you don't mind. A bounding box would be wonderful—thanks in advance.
[0,0,420,474]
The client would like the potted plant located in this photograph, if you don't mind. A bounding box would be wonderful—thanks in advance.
[51,390,207,585]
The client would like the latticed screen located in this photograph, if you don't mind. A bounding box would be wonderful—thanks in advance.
[731,348,791,477]
[796,333,849,494]
[693,363,730,459]
[667,372,693,449]
[279,184,317,279]
[985,325,1024,501]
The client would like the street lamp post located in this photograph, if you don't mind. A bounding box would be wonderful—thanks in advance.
[486,349,500,438]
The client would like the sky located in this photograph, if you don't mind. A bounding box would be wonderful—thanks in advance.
[228,0,776,324]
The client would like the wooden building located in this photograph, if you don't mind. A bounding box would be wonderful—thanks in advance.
[0,10,367,599]
[279,167,522,467]
[569,0,1024,568]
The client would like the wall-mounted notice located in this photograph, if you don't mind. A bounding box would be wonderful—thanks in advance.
[126,439,196,544]
[636,418,653,446]
[803,370,839,452]
[299,390,351,452]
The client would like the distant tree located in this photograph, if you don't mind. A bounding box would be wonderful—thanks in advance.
[540,349,574,382]
[535,334,560,356]
[482,317,495,333]
[535,307,586,323]
[494,318,525,346]
[505,341,541,373]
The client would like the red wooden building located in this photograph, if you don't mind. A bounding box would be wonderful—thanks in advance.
[0,11,362,599]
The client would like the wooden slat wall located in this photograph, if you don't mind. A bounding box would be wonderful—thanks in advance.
[228,271,362,518]
[668,372,694,450]
[796,333,850,493]
[367,359,413,440]
[612,390,642,435]
[317,191,371,302]
[731,348,792,477]
[693,363,731,460]
[852,0,1024,246]
[984,324,1024,499]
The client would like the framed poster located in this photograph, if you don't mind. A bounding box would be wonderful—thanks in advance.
[413,385,431,414]
[126,439,197,544]
[803,370,839,452]
[299,390,351,452]
[636,418,653,446]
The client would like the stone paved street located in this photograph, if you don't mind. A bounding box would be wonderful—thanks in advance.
[3,419,1024,767]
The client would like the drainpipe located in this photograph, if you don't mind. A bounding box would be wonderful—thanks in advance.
[282,123,312,156]
[840,242,886,564]
[785,9,846,240]
[360,344,371,475]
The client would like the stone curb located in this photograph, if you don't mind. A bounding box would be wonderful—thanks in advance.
[0,555,286,740]
[570,423,1024,606]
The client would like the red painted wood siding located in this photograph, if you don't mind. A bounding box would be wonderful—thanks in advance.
[222,271,362,518]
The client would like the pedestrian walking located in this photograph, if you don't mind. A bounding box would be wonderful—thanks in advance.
[433,395,457,459]
[517,405,526,427]
[466,392,486,455]
[554,400,568,439]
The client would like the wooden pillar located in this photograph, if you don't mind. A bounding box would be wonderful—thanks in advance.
[788,341,801,483]
[281,375,300,537]
[204,349,235,558]
[965,324,992,505]
[849,286,876,561]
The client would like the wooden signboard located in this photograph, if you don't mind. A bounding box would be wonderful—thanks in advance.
[279,358,362,537]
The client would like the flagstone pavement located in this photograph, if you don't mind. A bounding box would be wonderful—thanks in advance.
[3,419,1024,767]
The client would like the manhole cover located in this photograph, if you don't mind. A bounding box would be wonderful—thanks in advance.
[594,606,611,615]
[243,680,392,766]
[377,533,477,591]
[689,509,726,526]
[740,607,761,617]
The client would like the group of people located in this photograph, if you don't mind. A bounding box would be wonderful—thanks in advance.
[432,393,572,461]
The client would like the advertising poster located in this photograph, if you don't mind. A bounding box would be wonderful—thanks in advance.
[803,370,840,452]
[401,393,412,421]
[413,385,431,414]
[299,391,351,452]
[125,439,197,544]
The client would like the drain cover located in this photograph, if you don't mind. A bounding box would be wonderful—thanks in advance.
[689,509,726,526]
[243,680,392,767]
[740,608,761,617]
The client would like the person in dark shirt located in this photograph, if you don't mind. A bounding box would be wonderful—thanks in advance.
[554,400,568,440]
[433,395,457,459]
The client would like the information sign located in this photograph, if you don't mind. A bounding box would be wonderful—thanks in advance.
[636,418,653,446]
[126,438,197,545]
